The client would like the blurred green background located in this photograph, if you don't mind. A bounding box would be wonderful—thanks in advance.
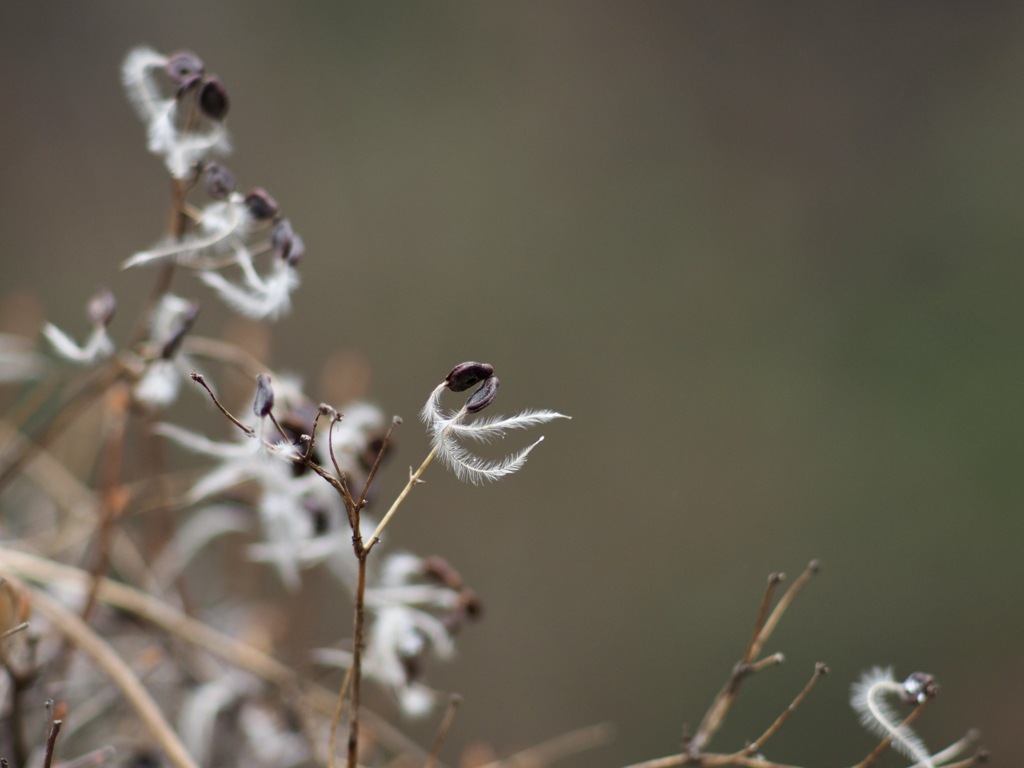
[1,2,1021,766]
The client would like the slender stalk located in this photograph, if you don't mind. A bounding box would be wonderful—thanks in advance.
[346,553,368,768]
[364,446,438,554]
[327,664,354,768]
[425,694,462,768]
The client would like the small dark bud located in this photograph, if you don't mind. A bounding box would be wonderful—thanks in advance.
[466,375,499,413]
[253,373,274,418]
[901,672,939,704]
[160,301,200,359]
[445,361,494,392]
[198,76,230,121]
[244,188,279,221]
[87,288,116,327]
[165,51,204,85]
[203,162,236,199]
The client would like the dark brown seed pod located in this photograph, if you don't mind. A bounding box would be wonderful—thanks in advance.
[203,162,236,199]
[87,288,116,327]
[198,76,229,121]
[165,51,204,85]
[244,188,279,221]
[444,362,494,392]
[253,373,275,418]
[466,375,499,413]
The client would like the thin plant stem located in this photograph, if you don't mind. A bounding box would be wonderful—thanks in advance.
[364,445,438,554]
[327,664,355,768]
[347,553,368,768]
[738,663,829,757]
[42,718,62,768]
[425,694,462,768]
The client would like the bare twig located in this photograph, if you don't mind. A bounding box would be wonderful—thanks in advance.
[364,446,438,553]
[190,372,254,436]
[42,717,62,768]
[739,663,829,757]
[425,693,462,768]
[327,664,354,768]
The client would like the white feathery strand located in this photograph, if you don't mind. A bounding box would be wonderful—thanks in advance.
[123,196,247,269]
[850,667,934,768]
[121,47,169,122]
[444,410,570,442]
[42,323,114,364]
[438,431,544,484]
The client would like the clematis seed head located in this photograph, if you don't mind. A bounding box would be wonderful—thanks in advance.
[203,162,236,199]
[244,188,279,221]
[466,376,499,413]
[253,373,274,418]
[444,362,494,392]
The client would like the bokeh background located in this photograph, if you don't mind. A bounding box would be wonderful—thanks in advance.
[1,2,1021,766]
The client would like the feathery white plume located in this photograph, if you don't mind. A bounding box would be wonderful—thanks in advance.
[850,667,935,768]
[421,381,569,484]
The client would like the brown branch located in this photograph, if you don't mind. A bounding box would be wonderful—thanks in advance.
[425,693,462,768]
[42,717,62,768]
[739,663,829,757]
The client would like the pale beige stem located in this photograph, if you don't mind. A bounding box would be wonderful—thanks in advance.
[364,446,437,552]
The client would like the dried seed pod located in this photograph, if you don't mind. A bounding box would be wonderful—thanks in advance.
[466,375,499,413]
[253,373,275,418]
[244,188,279,221]
[87,288,117,327]
[444,361,494,392]
[203,162,236,199]
[165,50,204,85]
[198,76,229,121]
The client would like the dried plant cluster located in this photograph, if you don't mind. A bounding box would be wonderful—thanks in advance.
[0,47,985,768]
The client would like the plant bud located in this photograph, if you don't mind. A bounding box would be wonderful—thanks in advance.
[444,361,494,392]
[244,188,279,221]
[203,162,236,199]
[198,76,229,121]
[165,51,204,85]
[421,555,463,589]
[253,373,274,418]
[466,375,499,413]
[87,288,117,327]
